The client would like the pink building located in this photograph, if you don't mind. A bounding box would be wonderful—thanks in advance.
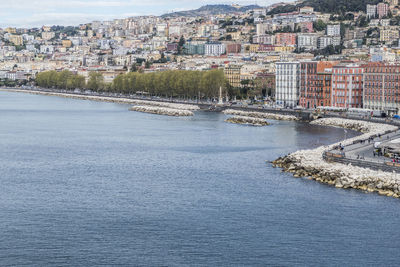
[166,43,178,52]
[299,21,313,33]
[275,33,297,46]
[377,3,389,18]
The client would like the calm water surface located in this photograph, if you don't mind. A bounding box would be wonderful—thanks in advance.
[0,91,400,266]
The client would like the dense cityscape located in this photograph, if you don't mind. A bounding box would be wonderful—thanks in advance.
[2,0,400,114]
[4,0,400,265]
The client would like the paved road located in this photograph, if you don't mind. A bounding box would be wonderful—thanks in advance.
[332,130,400,164]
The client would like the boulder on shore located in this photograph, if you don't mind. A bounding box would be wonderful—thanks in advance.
[129,105,193,116]
[273,117,400,199]
[223,109,298,121]
[225,115,269,126]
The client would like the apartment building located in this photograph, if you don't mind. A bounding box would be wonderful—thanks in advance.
[275,61,300,108]
[299,61,337,108]
[363,62,400,113]
[331,63,364,108]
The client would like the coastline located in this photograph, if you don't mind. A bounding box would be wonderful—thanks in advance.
[273,118,400,198]
[0,88,200,111]
[4,88,400,198]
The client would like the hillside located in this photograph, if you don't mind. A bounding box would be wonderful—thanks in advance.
[268,0,381,15]
[162,4,262,17]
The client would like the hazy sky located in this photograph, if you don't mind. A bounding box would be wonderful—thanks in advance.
[1,0,282,28]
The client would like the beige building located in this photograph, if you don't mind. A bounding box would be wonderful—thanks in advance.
[42,31,56,40]
[5,27,16,34]
[9,35,23,46]
[380,27,400,44]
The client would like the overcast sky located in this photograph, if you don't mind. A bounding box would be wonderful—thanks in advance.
[1,0,283,28]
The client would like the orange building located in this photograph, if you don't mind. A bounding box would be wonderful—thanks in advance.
[363,62,400,113]
[275,33,297,46]
[299,61,338,108]
[331,63,364,108]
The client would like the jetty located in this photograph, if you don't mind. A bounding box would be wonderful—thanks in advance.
[225,115,269,126]
[129,106,193,116]
[273,118,400,198]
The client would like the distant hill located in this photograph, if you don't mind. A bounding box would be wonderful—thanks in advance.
[162,4,262,17]
[268,0,381,15]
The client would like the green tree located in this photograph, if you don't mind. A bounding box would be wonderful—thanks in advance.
[313,20,327,32]
[177,36,186,55]
[87,72,104,91]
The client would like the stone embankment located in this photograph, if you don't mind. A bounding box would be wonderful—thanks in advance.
[310,117,372,133]
[3,89,200,111]
[225,115,269,126]
[223,109,298,121]
[129,106,194,116]
[273,118,400,198]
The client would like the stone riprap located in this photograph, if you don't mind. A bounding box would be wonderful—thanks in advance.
[2,89,200,110]
[273,118,400,198]
[129,105,193,116]
[225,115,269,126]
[223,109,298,121]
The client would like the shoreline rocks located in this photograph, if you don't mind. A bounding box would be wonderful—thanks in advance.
[273,118,400,198]
[129,105,193,116]
[310,117,373,133]
[223,109,298,121]
[1,89,200,111]
[225,115,269,126]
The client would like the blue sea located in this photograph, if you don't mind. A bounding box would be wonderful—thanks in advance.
[0,91,399,266]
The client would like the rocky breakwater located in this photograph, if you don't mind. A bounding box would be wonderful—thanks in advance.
[129,105,194,117]
[2,89,200,111]
[225,115,269,126]
[223,109,298,121]
[273,118,400,198]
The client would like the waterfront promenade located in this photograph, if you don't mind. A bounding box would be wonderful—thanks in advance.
[325,129,400,173]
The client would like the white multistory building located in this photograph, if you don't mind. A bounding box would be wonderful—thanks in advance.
[204,42,226,56]
[318,36,341,49]
[40,45,54,54]
[297,33,318,50]
[254,34,275,45]
[367,4,377,18]
[326,24,341,36]
[275,62,300,108]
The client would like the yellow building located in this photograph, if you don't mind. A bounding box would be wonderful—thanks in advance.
[229,31,241,41]
[42,31,55,40]
[5,27,16,34]
[244,44,259,53]
[380,27,400,43]
[9,35,23,46]
[274,46,296,52]
[62,40,72,48]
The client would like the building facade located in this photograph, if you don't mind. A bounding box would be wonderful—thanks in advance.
[275,62,300,108]
[275,33,297,46]
[331,63,364,108]
[297,33,318,50]
[299,61,337,108]
[377,3,389,18]
[326,24,340,36]
[204,42,226,56]
[367,4,377,18]
[363,62,400,113]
